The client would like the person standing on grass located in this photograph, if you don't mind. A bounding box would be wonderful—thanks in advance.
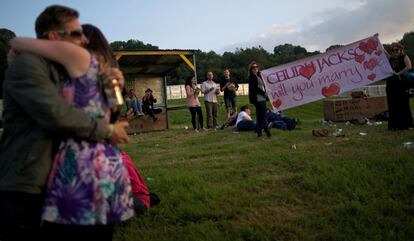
[384,42,413,131]
[220,68,239,118]
[201,71,220,129]
[185,75,203,131]
[248,61,271,138]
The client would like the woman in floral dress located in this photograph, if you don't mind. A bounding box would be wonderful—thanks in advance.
[10,24,134,239]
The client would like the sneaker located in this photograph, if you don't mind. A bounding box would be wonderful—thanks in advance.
[149,192,160,207]
[268,122,273,129]
[195,129,199,132]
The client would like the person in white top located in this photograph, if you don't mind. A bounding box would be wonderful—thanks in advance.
[236,105,256,131]
[201,71,220,129]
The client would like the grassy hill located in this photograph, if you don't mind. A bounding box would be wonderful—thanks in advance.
[115,96,414,241]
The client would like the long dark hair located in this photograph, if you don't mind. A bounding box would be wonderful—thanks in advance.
[185,75,195,88]
[248,61,261,81]
[82,24,117,68]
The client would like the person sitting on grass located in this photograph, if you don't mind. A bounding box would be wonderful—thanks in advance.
[236,105,256,132]
[218,109,238,130]
[265,108,298,130]
[120,150,160,215]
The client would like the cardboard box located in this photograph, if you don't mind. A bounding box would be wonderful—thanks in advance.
[324,96,388,121]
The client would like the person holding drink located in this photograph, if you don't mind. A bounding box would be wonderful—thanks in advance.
[8,21,134,240]
[185,75,203,131]
[201,71,220,129]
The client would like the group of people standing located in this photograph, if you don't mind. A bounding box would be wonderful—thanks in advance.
[185,41,414,136]
[185,69,238,132]
[184,62,273,138]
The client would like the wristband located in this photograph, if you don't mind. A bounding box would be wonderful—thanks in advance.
[106,124,114,139]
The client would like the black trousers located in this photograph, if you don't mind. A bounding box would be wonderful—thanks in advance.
[42,222,114,241]
[189,106,203,130]
[0,191,44,241]
[254,101,271,137]
[386,76,414,130]
[0,191,114,241]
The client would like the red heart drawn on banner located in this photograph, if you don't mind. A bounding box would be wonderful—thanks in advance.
[359,41,370,54]
[321,83,340,97]
[355,54,365,63]
[299,63,316,80]
[367,38,378,51]
[359,40,376,55]
[367,73,376,81]
[375,50,382,56]
[272,99,282,109]
[363,58,379,71]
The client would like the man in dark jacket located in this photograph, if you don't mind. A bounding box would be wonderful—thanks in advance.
[0,5,129,241]
[220,68,239,118]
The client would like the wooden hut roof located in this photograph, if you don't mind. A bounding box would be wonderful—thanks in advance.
[114,50,196,76]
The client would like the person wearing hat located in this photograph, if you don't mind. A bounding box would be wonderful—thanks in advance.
[385,42,413,131]
[142,88,158,121]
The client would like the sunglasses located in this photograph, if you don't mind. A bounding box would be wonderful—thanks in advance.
[43,29,84,38]
[392,48,400,52]
[57,29,84,38]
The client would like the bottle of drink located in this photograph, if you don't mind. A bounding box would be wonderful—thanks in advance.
[113,79,124,105]
[105,79,124,107]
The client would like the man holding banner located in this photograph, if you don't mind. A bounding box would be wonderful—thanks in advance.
[261,34,394,112]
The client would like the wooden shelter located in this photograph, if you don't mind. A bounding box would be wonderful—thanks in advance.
[115,50,196,134]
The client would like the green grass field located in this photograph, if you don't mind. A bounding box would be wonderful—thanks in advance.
[116,96,414,241]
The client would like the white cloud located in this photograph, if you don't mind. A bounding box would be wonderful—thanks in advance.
[221,0,414,53]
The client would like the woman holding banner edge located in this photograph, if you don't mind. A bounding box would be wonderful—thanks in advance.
[248,61,271,138]
[385,42,413,131]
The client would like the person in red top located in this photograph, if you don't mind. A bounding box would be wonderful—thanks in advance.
[120,151,160,215]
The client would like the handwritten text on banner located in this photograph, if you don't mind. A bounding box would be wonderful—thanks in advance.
[261,34,394,111]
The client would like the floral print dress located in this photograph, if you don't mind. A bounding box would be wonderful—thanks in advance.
[42,55,134,225]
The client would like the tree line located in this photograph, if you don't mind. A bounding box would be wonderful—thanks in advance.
[109,32,414,85]
[1,29,414,87]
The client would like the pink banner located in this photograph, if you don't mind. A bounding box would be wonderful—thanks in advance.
[261,34,394,111]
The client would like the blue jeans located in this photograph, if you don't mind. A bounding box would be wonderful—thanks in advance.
[127,100,142,114]
[237,120,256,131]
[224,96,237,111]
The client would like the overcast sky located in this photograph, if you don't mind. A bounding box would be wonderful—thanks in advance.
[0,0,413,53]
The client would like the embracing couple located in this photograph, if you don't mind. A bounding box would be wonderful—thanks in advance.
[0,5,134,241]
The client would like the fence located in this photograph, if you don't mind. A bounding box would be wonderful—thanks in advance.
[166,84,386,100]
[167,84,250,100]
